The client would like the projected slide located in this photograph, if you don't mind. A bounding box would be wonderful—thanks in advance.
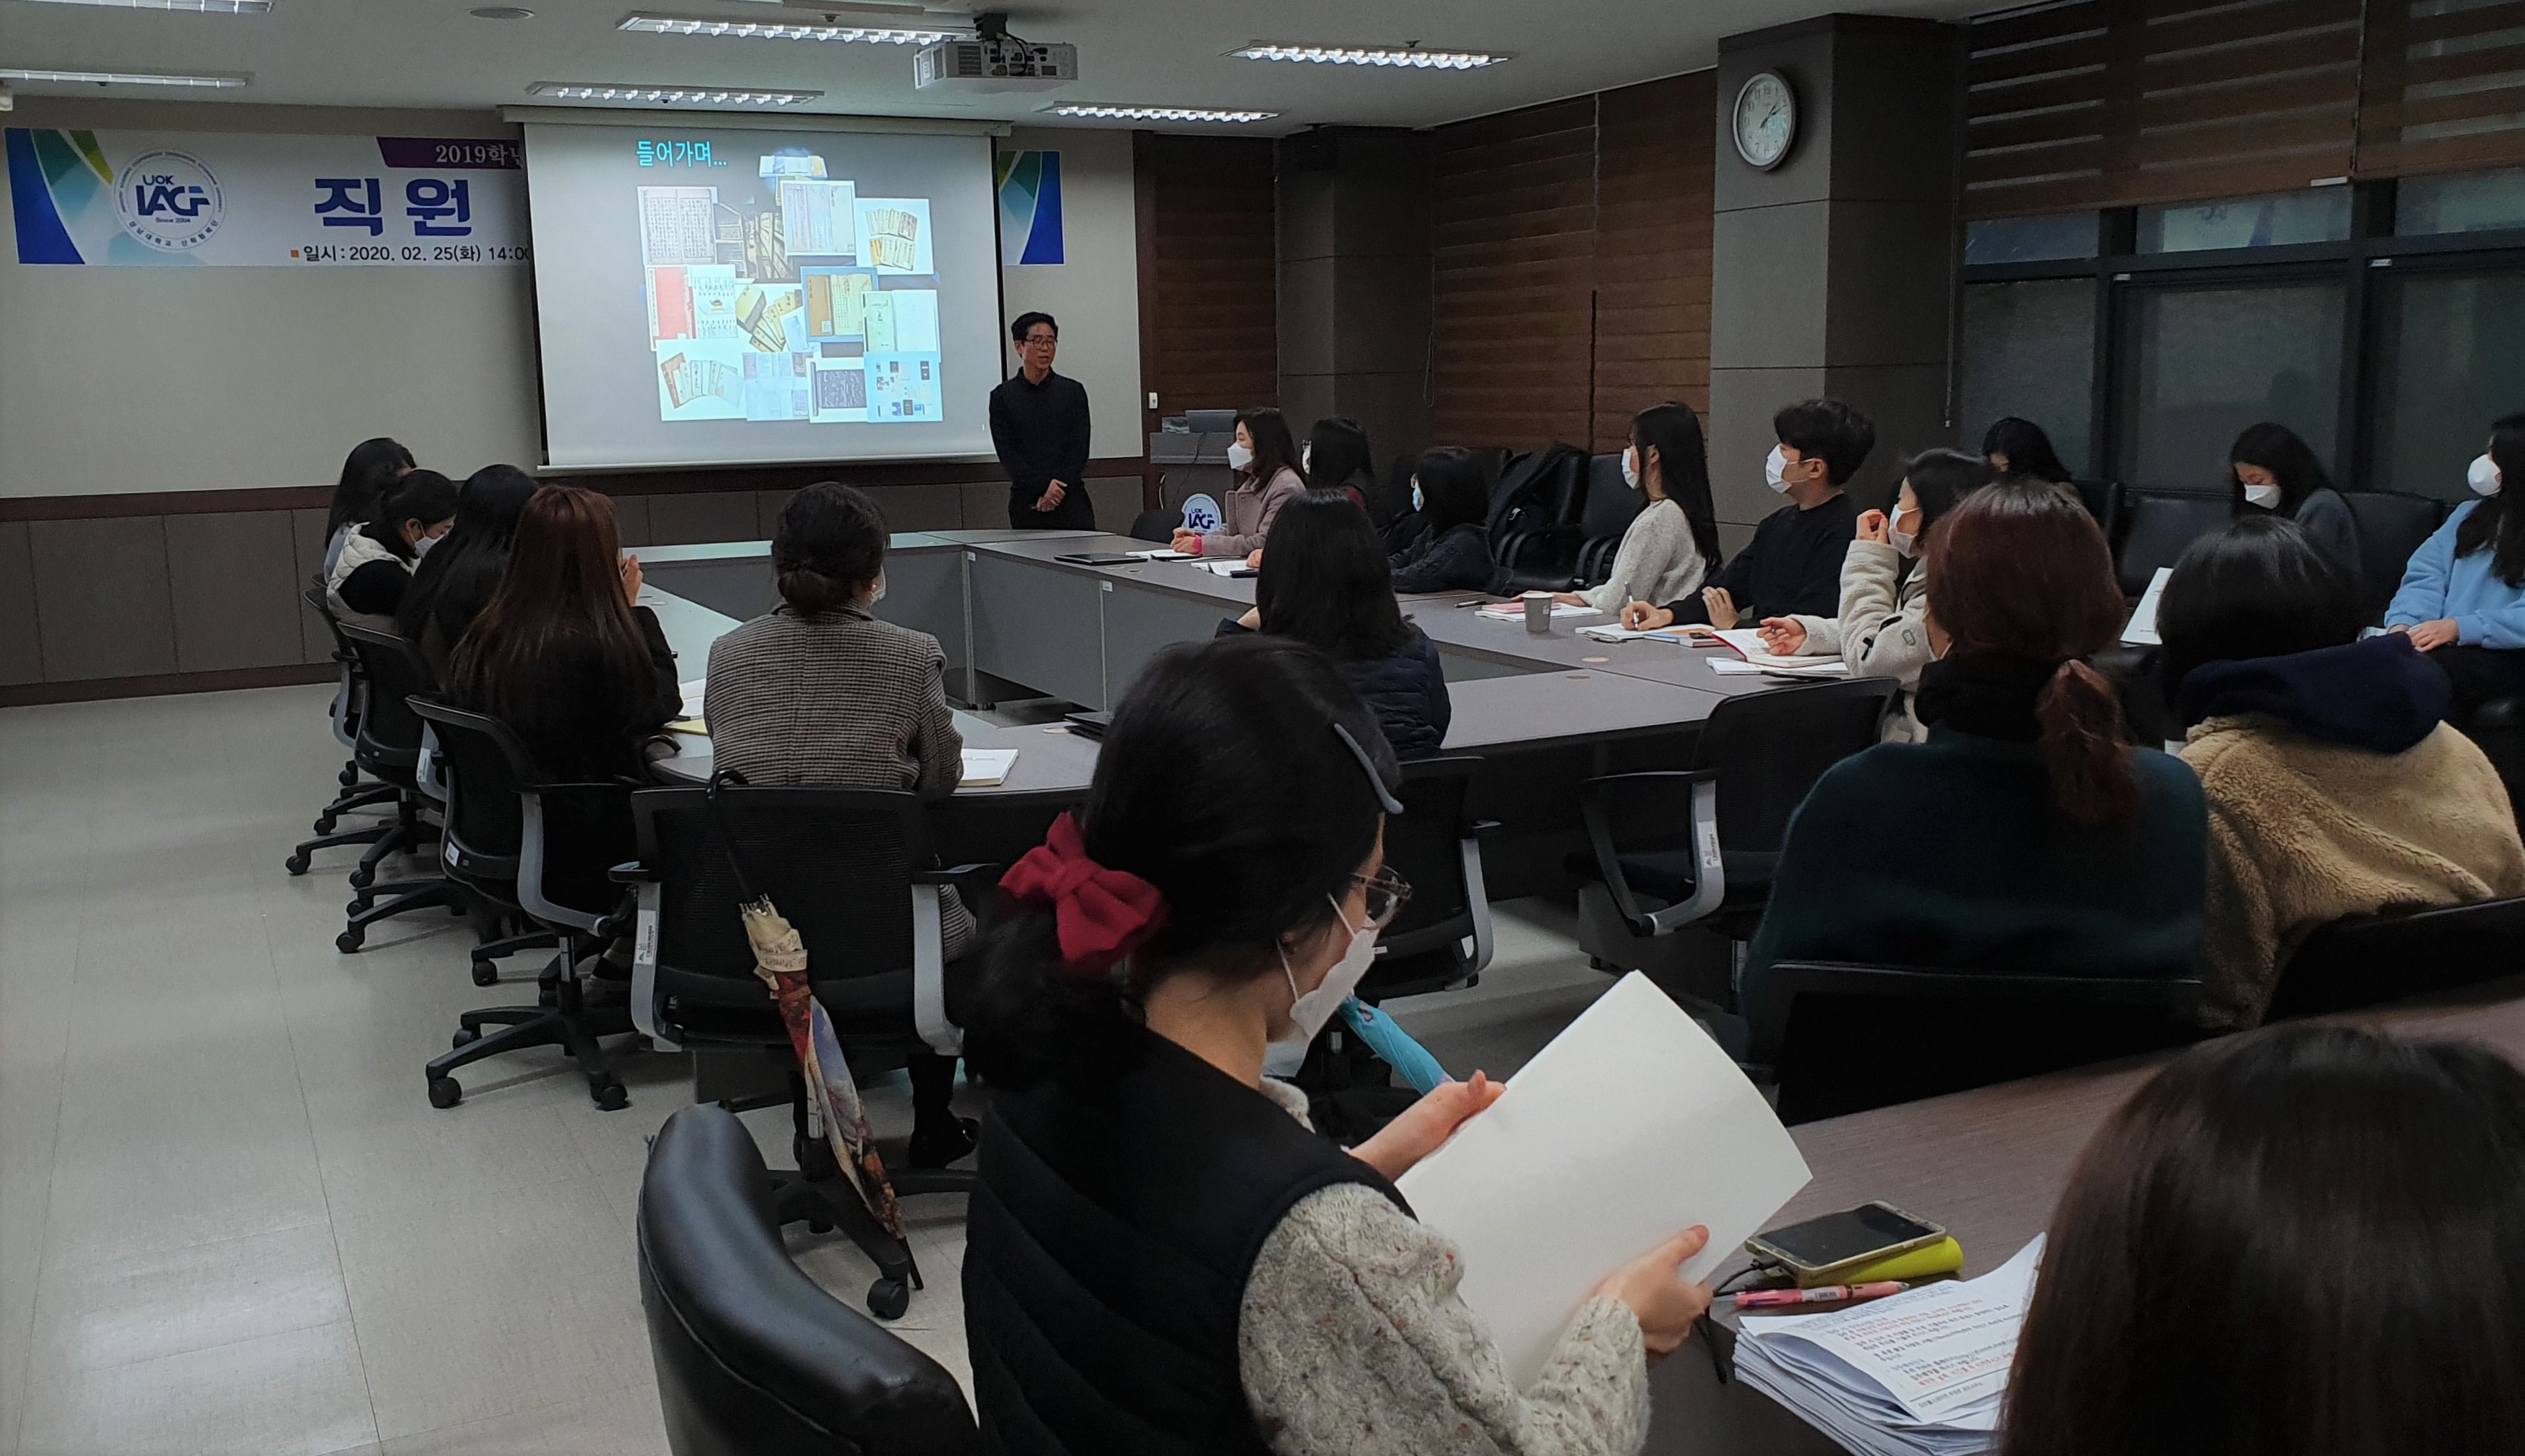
[638,155,943,425]
[523,121,1001,470]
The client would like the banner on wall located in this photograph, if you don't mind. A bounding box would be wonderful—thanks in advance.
[5,128,529,266]
[995,149,1063,265]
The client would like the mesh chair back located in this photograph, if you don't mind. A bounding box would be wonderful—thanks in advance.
[2068,478,2118,535]
[2267,895,2525,1019]
[1574,455,1646,584]
[632,786,931,1002]
[304,583,364,746]
[2111,487,2232,597]
[336,622,435,771]
[1376,757,1479,960]
[410,700,530,884]
[2343,490,2450,624]
[1694,678,1899,854]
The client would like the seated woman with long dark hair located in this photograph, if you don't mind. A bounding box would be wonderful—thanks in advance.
[444,484,679,783]
[959,635,1713,1455]
[396,464,538,674]
[1387,446,1500,595]
[2003,1024,2525,1456]
[1222,490,1450,759]
[326,469,458,626]
[1742,478,2207,996]
[1979,416,2072,485]
[321,435,415,577]
[2226,421,2361,586]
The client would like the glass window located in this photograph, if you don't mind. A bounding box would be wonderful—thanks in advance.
[2120,282,2344,490]
[2370,268,2525,499]
[2395,168,2525,235]
[1964,214,2099,266]
[1960,279,2098,476]
[2136,189,2354,253]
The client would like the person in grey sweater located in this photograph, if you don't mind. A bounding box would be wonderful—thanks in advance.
[2228,422,2361,592]
[1560,402,1723,616]
[1179,407,1309,560]
[961,636,1711,1456]
[1762,448,1995,741]
[702,482,979,1169]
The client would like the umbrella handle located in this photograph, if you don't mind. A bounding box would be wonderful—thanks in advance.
[702,769,764,905]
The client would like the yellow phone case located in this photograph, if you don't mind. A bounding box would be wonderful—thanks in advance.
[1795,1236,1966,1289]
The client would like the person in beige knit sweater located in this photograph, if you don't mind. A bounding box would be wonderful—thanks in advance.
[1758,448,1995,741]
[1555,402,1723,618]
[2159,517,2525,1029]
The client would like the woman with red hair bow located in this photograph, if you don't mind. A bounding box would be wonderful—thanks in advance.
[961,634,1710,1456]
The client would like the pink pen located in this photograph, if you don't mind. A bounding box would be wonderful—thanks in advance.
[1732,1281,1909,1310]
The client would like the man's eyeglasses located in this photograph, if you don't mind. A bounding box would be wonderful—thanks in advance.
[1022,332,1057,347]
[1349,866,1413,930]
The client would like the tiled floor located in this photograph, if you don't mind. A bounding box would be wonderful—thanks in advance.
[0,684,1613,1455]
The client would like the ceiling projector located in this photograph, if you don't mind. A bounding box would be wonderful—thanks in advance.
[915,14,1077,91]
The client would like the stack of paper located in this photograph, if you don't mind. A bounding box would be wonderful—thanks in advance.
[1732,1236,2045,1456]
[959,748,1018,788]
[1477,601,1602,622]
[1395,973,1811,1387]
[1126,549,1195,561]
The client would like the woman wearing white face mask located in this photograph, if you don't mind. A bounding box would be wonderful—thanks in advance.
[1756,449,1995,742]
[1174,407,1308,559]
[2385,413,2525,726]
[2225,422,2363,589]
[325,468,457,626]
[1555,401,1723,616]
[961,636,1714,1456]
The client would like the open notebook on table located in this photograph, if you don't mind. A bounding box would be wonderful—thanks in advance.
[1577,624,1849,675]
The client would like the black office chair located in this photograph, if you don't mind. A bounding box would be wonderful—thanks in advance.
[2110,486,2232,599]
[1126,508,1175,543]
[2264,895,2525,1020]
[1491,444,1591,589]
[408,700,638,1111]
[286,585,403,874]
[619,783,987,1319]
[639,1104,977,1456]
[2473,696,2525,826]
[2068,478,2118,537]
[1743,960,2206,1124]
[1358,756,1497,1003]
[1570,454,1646,587]
[328,623,467,950]
[2343,489,2450,626]
[1573,678,1901,1008]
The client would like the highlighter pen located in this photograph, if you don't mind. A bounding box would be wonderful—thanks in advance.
[1731,1281,1909,1310]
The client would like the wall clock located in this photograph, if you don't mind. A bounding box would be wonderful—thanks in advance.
[1733,70,1797,171]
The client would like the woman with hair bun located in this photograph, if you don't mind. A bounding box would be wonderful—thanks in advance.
[961,634,1713,1456]
[1741,478,2207,1010]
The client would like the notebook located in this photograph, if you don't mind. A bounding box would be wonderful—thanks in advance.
[960,749,1018,788]
[1394,973,1810,1387]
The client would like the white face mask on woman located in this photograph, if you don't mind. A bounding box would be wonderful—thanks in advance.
[1263,895,1379,1077]
[1227,442,1254,472]
[2242,483,2283,510]
[1622,448,1641,491]
[2471,453,2503,497]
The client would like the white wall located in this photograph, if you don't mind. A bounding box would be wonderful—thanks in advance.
[1,104,1151,498]
[996,127,1143,461]
[0,100,542,498]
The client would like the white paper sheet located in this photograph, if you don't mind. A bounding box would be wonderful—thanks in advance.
[1475,602,1602,621]
[678,678,707,718]
[960,749,1018,787]
[1712,659,1850,677]
[2122,566,2173,646]
[1126,549,1195,561]
[1395,973,1812,1388]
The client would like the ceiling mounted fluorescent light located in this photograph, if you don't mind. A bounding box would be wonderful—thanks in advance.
[9,0,270,10]
[0,65,247,86]
[1046,103,1276,123]
[620,13,959,44]
[1231,42,1510,70]
[528,81,822,105]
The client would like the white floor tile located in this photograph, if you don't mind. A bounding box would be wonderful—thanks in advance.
[14,1320,379,1456]
[32,1221,350,1372]
[378,1380,667,1456]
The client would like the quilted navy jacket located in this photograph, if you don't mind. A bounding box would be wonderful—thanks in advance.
[1215,620,1453,760]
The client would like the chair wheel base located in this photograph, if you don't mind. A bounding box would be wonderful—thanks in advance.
[451,1027,479,1050]
[348,868,374,891]
[867,1278,910,1321]
[591,1080,629,1111]
[284,854,311,876]
[313,815,339,835]
[428,1076,462,1109]
[336,931,364,954]
[470,960,499,987]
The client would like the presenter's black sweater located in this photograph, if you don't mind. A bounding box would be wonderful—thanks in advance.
[1661,491,1858,624]
[989,368,1094,529]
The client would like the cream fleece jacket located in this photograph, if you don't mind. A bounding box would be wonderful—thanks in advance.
[1789,538,1934,742]
[2179,717,2525,1028]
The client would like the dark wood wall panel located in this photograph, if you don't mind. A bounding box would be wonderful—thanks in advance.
[1593,72,1716,453]
[1137,133,1280,419]
[1431,98,1599,448]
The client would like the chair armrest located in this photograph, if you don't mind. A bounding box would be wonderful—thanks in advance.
[1578,770,1725,938]
[910,884,962,1057]
[912,861,1000,890]
[626,877,678,1052]
[609,861,658,884]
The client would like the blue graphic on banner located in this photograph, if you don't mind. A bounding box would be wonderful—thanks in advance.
[995,149,1064,265]
[6,127,527,267]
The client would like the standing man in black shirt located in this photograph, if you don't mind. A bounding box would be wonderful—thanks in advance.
[1622,398,1872,630]
[988,311,1096,530]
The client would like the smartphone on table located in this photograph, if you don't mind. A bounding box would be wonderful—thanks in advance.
[1743,1202,1946,1283]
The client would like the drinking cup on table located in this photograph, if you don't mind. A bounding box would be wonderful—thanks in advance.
[1523,590,1554,634]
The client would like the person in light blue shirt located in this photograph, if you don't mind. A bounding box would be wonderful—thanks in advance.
[2385,411,2525,725]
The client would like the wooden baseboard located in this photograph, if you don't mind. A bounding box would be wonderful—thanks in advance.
[0,662,334,707]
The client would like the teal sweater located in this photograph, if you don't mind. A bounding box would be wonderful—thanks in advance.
[1741,730,2208,1001]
